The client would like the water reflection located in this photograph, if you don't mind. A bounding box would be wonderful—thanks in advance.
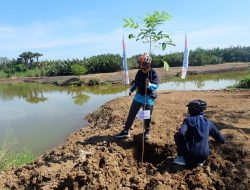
[72,94,89,106]
[158,79,238,91]
[0,83,61,102]
[67,84,126,95]
[0,83,126,105]
[0,83,127,154]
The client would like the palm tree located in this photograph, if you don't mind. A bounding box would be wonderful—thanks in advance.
[19,51,42,68]
[19,52,30,65]
[33,53,43,62]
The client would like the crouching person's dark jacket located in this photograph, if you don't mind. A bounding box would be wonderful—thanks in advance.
[179,114,225,163]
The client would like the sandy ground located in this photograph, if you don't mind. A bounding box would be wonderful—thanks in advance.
[0,89,249,189]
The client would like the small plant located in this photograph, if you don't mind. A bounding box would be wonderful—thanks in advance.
[123,11,175,53]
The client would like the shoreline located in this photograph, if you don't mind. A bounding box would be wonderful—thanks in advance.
[0,62,249,85]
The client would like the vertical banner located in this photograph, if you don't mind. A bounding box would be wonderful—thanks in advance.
[122,37,130,85]
[163,60,169,71]
[181,34,189,79]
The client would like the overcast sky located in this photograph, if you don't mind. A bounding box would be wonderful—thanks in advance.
[1,0,249,60]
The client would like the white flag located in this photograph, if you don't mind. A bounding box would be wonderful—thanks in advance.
[122,37,129,84]
[181,34,189,79]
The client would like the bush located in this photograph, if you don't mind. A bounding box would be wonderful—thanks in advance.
[88,79,100,86]
[85,54,122,73]
[237,76,250,88]
[70,64,87,75]
[0,71,7,79]
[14,63,27,72]
[13,68,45,77]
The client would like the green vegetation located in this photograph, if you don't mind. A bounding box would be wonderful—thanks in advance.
[0,131,34,170]
[0,46,250,79]
[123,11,175,53]
[0,70,8,79]
[70,64,87,75]
[236,75,250,88]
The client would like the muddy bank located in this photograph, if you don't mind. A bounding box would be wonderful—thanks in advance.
[0,89,249,189]
[0,63,249,85]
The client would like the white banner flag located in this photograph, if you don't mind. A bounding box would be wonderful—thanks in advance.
[122,37,129,84]
[181,34,189,79]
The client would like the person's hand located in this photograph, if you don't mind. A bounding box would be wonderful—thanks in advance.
[145,78,150,87]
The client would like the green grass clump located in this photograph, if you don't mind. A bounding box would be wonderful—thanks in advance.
[8,148,34,167]
[237,75,250,88]
[0,131,35,170]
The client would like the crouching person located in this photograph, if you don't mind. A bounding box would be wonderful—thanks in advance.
[174,99,225,167]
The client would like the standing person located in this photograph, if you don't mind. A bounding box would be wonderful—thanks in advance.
[174,99,225,167]
[116,53,159,139]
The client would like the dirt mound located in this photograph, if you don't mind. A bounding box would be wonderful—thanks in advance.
[0,90,249,189]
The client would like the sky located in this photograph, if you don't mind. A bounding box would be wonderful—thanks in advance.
[0,0,250,60]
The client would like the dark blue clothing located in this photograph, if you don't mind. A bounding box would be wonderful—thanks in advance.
[176,114,225,165]
[130,68,159,106]
[131,68,159,96]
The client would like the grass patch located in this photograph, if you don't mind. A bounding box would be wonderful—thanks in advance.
[8,148,35,167]
[0,130,35,170]
[236,75,250,88]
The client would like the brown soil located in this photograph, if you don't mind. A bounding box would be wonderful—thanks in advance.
[0,62,250,85]
[0,89,249,190]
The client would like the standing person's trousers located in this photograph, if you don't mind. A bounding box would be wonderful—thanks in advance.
[124,100,153,133]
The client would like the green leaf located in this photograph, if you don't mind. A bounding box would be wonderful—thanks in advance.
[123,18,130,28]
[123,18,129,23]
[129,18,134,24]
[123,23,129,27]
[128,34,135,39]
[167,42,176,46]
[162,43,167,50]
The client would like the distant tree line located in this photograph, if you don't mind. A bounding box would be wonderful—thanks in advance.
[0,46,249,78]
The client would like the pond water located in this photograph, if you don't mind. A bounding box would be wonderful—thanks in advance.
[0,73,245,155]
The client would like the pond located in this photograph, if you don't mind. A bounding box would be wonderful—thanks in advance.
[0,71,247,155]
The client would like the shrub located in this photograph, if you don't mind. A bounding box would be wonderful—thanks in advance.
[70,64,87,75]
[88,79,100,86]
[0,71,7,79]
[237,76,250,88]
